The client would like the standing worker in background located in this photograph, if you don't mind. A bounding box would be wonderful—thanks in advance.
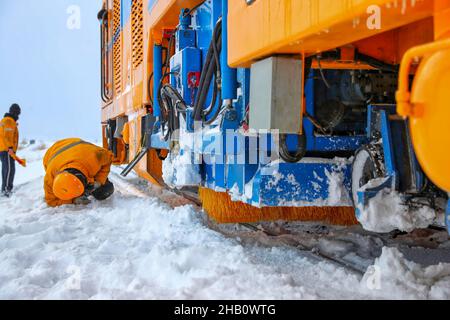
[0,104,21,197]
[43,138,115,207]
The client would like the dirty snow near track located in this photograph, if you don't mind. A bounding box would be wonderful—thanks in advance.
[1,142,450,299]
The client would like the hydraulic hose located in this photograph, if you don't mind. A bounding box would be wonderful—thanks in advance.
[193,18,223,123]
[157,72,188,141]
[279,133,307,163]
[201,34,223,121]
[157,16,224,142]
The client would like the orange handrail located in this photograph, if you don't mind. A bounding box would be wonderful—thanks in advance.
[396,38,450,118]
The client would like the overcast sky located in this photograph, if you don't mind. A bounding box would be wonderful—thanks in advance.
[0,0,102,141]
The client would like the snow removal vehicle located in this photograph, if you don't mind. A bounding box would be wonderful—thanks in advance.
[98,0,450,233]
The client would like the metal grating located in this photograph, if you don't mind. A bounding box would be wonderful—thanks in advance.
[113,0,122,95]
[131,0,144,69]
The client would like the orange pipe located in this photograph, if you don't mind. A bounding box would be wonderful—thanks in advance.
[396,38,450,118]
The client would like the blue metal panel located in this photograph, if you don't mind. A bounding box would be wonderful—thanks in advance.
[194,0,221,50]
[310,136,366,152]
[366,104,397,138]
[224,133,246,192]
[176,10,196,51]
[214,158,226,190]
[304,76,316,154]
[254,162,352,207]
[202,154,212,186]
[176,29,196,51]
[380,110,397,178]
[226,164,244,192]
[153,44,163,117]
[446,201,450,235]
[221,0,237,100]
[225,135,260,192]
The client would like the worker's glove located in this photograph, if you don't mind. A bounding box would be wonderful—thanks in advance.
[73,196,91,205]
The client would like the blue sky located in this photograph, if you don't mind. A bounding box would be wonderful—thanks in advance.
[0,0,102,141]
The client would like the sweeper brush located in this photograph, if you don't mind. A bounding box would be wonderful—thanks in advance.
[199,188,358,226]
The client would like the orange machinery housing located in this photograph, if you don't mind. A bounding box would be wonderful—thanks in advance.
[99,0,450,227]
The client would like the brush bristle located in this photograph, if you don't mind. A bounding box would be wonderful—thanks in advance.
[199,188,358,226]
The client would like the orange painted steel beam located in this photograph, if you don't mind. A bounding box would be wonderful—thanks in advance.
[228,0,436,68]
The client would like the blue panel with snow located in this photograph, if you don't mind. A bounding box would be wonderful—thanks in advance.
[225,158,353,208]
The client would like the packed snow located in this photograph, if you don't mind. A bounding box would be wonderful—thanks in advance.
[357,188,442,233]
[361,247,450,299]
[0,141,450,299]
[163,150,202,188]
[352,150,445,233]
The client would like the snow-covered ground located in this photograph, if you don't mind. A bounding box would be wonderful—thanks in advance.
[1,142,450,299]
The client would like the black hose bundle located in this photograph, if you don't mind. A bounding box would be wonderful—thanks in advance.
[157,17,223,141]
[193,18,223,125]
[157,73,188,141]
[279,133,307,163]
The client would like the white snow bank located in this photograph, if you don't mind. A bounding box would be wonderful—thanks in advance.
[0,175,367,299]
[357,188,438,233]
[1,142,449,300]
[14,141,49,186]
[361,247,450,299]
[1,144,369,299]
[325,169,351,206]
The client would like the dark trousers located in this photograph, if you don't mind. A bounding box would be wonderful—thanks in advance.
[0,151,15,193]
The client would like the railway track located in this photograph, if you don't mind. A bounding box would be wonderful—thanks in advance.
[172,186,450,276]
[112,170,450,278]
[238,222,367,275]
[152,185,372,276]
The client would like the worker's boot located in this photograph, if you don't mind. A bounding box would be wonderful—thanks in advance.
[2,191,11,198]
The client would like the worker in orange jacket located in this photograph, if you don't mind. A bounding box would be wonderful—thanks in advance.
[0,104,21,197]
[43,138,115,207]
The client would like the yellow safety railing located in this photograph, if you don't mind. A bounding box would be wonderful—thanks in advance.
[396,38,450,118]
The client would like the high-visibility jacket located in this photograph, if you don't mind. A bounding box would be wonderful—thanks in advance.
[43,138,114,207]
[0,116,19,152]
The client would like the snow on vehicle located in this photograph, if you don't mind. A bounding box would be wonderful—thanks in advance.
[98,0,450,233]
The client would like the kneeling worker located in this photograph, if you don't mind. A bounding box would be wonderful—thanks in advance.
[43,138,115,207]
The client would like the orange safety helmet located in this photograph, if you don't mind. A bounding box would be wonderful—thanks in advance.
[53,170,86,201]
